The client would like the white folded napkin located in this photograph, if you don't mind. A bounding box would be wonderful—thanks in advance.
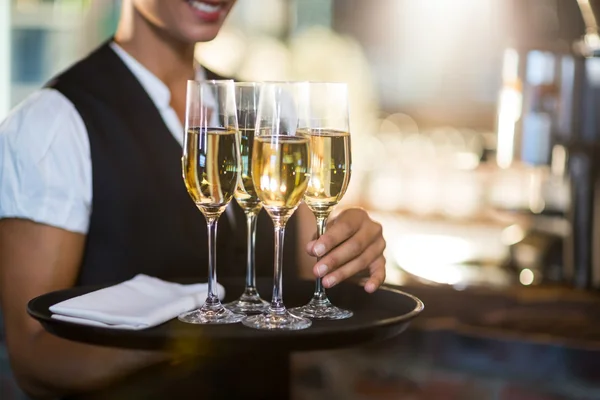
[49,274,225,330]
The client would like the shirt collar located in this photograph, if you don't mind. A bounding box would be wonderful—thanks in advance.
[109,42,206,111]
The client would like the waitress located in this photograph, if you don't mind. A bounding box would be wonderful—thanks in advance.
[0,0,387,398]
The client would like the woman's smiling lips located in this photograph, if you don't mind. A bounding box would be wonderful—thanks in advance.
[186,0,228,23]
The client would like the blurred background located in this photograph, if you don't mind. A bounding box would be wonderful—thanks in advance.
[3,0,600,399]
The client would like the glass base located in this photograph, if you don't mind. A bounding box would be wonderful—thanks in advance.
[242,309,312,331]
[225,292,270,314]
[290,299,353,320]
[178,302,245,325]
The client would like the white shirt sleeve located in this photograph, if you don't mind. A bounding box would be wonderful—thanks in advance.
[0,88,92,234]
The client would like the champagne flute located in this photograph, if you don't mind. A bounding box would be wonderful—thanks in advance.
[179,80,245,324]
[242,82,313,330]
[290,82,353,320]
[226,82,269,314]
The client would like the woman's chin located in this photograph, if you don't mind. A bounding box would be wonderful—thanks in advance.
[177,25,223,44]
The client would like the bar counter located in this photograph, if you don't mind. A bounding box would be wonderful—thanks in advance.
[292,278,600,400]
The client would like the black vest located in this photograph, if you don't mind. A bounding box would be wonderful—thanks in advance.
[48,42,297,286]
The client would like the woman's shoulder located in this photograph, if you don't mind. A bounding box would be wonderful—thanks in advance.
[0,87,92,234]
[0,88,84,157]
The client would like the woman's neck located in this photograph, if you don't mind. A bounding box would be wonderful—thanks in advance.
[114,4,196,88]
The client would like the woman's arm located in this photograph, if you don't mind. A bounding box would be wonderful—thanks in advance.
[0,219,167,399]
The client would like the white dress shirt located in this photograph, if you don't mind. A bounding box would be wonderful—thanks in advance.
[0,42,207,234]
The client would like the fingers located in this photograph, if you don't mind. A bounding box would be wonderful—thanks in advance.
[321,237,386,289]
[312,221,382,279]
[305,210,363,257]
[311,227,374,278]
[303,208,387,292]
[364,256,386,293]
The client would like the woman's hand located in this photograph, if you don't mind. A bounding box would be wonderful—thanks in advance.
[305,208,386,293]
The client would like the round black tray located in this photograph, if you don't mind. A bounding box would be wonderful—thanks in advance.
[28,278,423,354]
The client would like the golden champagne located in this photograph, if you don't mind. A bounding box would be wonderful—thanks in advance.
[234,128,262,213]
[304,129,351,216]
[252,135,311,220]
[182,127,239,218]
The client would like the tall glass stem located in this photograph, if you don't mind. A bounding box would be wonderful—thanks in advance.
[245,212,258,294]
[179,209,244,324]
[313,215,330,303]
[224,208,267,313]
[242,214,311,330]
[290,208,351,319]
[271,222,286,313]
[206,217,220,306]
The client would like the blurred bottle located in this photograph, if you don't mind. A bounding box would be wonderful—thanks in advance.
[497,0,600,289]
[563,0,600,289]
